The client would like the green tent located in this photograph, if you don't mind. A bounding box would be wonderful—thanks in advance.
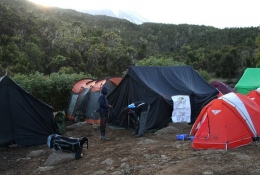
[235,68,260,95]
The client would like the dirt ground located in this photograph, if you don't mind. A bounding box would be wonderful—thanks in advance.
[1,121,260,175]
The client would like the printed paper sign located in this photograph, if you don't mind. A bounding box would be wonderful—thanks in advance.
[171,95,191,123]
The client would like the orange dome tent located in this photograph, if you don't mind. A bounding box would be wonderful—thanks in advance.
[190,92,260,150]
[66,79,95,121]
[66,77,122,124]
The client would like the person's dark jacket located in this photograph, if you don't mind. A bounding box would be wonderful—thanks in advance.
[98,86,109,115]
[129,101,149,116]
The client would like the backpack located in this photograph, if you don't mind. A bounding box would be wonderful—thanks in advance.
[53,111,66,135]
[47,134,88,159]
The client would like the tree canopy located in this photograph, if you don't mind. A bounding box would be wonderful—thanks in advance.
[1,0,260,110]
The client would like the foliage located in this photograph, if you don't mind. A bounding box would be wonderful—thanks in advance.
[255,30,260,67]
[136,56,211,81]
[12,72,92,110]
[196,69,211,82]
[1,0,260,111]
[136,56,185,66]
[0,0,258,80]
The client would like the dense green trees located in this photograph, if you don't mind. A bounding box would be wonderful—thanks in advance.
[0,0,259,111]
[1,0,258,79]
[255,33,260,67]
[12,72,92,110]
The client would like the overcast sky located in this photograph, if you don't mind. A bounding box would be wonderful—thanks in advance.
[28,0,260,29]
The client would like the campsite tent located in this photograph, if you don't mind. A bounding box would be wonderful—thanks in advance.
[235,68,260,95]
[66,77,122,124]
[84,77,122,124]
[108,66,219,131]
[210,81,236,95]
[190,92,260,150]
[71,78,94,93]
[66,78,95,121]
[246,89,260,106]
[0,75,56,147]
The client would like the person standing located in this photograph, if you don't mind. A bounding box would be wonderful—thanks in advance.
[122,101,150,137]
[98,86,112,141]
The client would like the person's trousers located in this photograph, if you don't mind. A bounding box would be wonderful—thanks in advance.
[100,113,107,136]
[138,105,150,135]
[133,115,140,135]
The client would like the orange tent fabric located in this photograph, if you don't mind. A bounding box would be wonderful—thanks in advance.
[71,78,94,93]
[67,77,122,123]
[190,92,260,150]
[66,80,96,121]
[84,78,122,124]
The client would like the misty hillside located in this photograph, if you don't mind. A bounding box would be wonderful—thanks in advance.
[81,9,149,24]
[0,0,259,82]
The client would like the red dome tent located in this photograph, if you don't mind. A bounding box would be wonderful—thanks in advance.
[190,92,260,150]
[246,89,260,107]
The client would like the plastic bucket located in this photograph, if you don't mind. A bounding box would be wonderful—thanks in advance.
[189,135,194,142]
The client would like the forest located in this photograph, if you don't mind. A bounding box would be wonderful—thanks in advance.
[1,0,260,111]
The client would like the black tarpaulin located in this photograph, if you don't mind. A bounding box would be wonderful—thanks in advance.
[108,66,218,130]
[0,75,56,147]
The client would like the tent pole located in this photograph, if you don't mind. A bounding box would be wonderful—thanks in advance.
[128,114,129,129]
[226,141,228,150]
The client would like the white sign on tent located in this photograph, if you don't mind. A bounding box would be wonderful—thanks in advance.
[171,95,191,123]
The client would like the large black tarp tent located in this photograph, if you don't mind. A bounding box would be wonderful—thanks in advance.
[108,66,218,130]
[0,75,56,147]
